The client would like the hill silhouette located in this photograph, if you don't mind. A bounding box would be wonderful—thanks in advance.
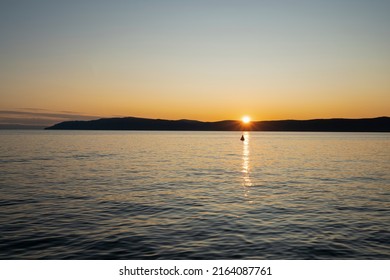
[45,116,390,132]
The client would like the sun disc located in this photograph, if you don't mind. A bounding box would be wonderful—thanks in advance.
[242,116,251,124]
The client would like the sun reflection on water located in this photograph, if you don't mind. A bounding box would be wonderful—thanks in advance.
[241,132,253,202]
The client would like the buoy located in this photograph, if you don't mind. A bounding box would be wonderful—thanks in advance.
[240,135,245,141]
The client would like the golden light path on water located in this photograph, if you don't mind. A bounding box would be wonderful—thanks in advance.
[241,131,253,203]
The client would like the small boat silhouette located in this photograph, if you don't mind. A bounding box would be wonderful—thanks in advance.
[240,135,245,141]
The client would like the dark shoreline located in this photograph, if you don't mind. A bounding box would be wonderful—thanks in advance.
[45,116,390,132]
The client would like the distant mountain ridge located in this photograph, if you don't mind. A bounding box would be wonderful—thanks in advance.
[45,116,390,132]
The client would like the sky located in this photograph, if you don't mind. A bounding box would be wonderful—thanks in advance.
[1,0,389,127]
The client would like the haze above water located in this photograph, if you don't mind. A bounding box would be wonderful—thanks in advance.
[0,131,389,259]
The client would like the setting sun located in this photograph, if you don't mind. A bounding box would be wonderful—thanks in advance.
[242,116,251,124]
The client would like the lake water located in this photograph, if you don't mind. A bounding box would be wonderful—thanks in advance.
[0,130,389,259]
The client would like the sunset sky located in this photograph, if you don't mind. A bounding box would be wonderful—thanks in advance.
[1,0,389,127]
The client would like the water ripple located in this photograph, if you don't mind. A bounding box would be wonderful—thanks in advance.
[0,131,389,259]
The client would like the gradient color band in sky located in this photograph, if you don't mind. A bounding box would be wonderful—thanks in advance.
[1,0,389,126]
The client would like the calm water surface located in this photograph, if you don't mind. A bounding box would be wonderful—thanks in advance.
[0,131,389,259]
